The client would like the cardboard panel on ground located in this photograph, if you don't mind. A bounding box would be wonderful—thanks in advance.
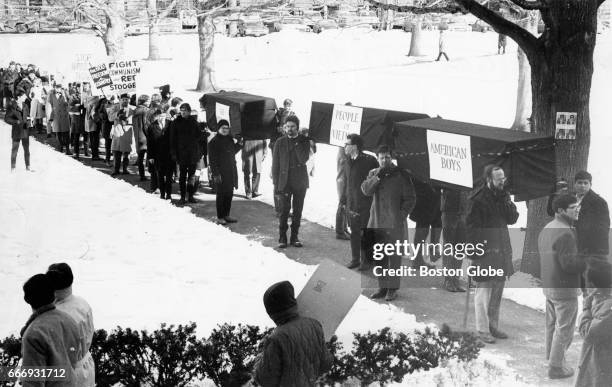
[308,102,430,151]
[393,118,556,201]
[203,92,278,140]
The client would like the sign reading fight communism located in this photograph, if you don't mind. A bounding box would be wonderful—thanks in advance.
[88,64,113,89]
[107,60,140,93]
[329,104,363,147]
[426,130,473,188]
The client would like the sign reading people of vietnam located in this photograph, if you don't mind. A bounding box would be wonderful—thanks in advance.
[107,60,140,93]
[555,112,577,140]
[427,130,473,188]
[216,103,230,125]
[329,104,363,147]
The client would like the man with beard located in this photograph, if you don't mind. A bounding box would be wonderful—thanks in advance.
[170,103,203,204]
[344,134,378,270]
[272,115,311,248]
[361,145,416,301]
[467,165,519,344]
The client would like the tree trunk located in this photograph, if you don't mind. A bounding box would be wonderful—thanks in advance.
[228,0,238,37]
[196,15,217,92]
[408,18,427,57]
[147,0,162,60]
[102,0,126,58]
[520,0,597,277]
[511,12,539,132]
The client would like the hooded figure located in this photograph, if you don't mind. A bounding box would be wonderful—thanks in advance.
[253,281,332,387]
[46,263,95,387]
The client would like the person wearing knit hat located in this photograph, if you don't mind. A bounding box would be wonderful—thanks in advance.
[21,274,82,385]
[47,263,96,386]
[253,281,332,386]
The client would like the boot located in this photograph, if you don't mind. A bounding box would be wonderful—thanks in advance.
[370,289,387,299]
[121,156,129,174]
[385,289,398,301]
[346,260,360,269]
[278,234,288,249]
[290,233,303,247]
[548,366,574,379]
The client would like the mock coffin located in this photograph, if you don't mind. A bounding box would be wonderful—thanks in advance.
[393,118,556,201]
[308,101,429,151]
[203,92,278,140]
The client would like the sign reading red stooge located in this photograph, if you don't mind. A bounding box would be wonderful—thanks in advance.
[329,104,363,147]
[427,130,473,188]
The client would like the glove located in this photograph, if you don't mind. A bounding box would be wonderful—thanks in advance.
[377,167,392,179]
[213,175,222,185]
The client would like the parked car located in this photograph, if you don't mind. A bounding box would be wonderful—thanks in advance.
[180,9,197,29]
[237,18,268,37]
[126,22,148,36]
[3,15,76,33]
[312,19,338,33]
[471,20,491,32]
[274,17,311,32]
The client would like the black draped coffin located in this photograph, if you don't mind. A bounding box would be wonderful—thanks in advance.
[203,92,278,140]
[308,101,429,152]
[393,118,556,201]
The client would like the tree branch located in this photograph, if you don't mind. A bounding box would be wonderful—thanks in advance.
[508,0,548,10]
[363,0,465,14]
[158,0,179,19]
[455,0,539,58]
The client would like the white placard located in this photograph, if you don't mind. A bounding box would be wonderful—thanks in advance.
[216,102,230,125]
[427,130,473,188]
[555,112,577,140]
[329,104,363,147]
[106,59,140,94]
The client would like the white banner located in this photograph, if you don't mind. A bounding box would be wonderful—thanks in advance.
[329,104,363,147]
[216,102,230,125]
[555,112,577,140]
[72,53,93,82]
[427,130,473,188]
[106,59,140,94]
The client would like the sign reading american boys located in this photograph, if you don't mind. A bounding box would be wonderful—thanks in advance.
[427,130,473,188]
[329,104,363,147]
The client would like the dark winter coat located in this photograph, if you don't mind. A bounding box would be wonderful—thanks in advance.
[269,108,295,149]
[409,179,441,225]
[170,115,203,166]
[68,95,85,135]
[271,135,311,192]
[361,165,416,237]
[345,152,379,221]
[96,99,112,138]
[5,99,30,140]
[20,304,82,387]
[2,69,19,94]
[132,106,148,151]
[17,77,34,97]
[575,291,612,387]
[208,133,242,193]
[49,91,71,133]
[466,186,519,282]
[147,120,173,169]
[253,312,332,387]
[575,190,610,257]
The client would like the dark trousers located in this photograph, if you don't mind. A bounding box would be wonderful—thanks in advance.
[179,164,197,198]
[113,151,129,173]
[89,130,100,158]
[104,135,112,161]
[436,52,449,61]
[348,210,372,263]
[156,163,174,197]
[413,218,442,264]
[336,203,349,236]
[57,132,70,153]
[279,188,307,240]
[216,191,234,218]
[373,229,401,290]
[136,150,146,178]
[71,132,88,157]
[11,138,30,168]
[442,214,466,279]
[149,161,159,192]
[243,173,261,195]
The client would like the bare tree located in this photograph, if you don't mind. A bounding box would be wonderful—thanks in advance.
[146,0,179,60]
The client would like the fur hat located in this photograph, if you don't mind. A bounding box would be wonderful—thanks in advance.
[263,281,297,315]
[23,274,55,309]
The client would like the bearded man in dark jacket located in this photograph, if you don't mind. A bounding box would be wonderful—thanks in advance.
[467,165,519,344]
[170,103,203,204]
[253,281,332,387]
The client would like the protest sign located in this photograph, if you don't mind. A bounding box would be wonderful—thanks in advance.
[555,112,577,140]
[427,130,473,188]
[216,102,230,124]
[89,64,113,90]
[107,60,140,93]
[296,259,361,341]
[329,104,363,147]
[72,53,93,82]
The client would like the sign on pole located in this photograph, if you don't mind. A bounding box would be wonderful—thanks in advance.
[427,130,473,188]
[107,60,140,93]
[296,259,361,341]
[216,102,230,124]
[555,112,577,140]
[329,104,363,147]
[89,64,113,90]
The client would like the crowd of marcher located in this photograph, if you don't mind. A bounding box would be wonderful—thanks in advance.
[4,61,612,386]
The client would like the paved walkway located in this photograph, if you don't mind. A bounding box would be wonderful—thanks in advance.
[28,131,583,386]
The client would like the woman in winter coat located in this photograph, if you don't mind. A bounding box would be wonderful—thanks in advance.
[208,119,243,224]
[28,77,47,134]
[5,88,32,171]
[48,83,71,154]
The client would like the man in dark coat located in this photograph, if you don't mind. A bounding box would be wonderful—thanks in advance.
[253,281,332,386]
[409,179,441,269]
[49,84,72,155]
[5,88,32,171]
[133,95,150,181]
[344,134,378,270]
[2,61,19,109]
[170,103,203,204]
[361,145,416,302]
[335,147,351,240]
[208,119,243,224]
[467,165,519,344]
[147,109,174,200]
[21,274,82,387]
[242,138,267,199]
[271,115,311,248]
[573,170,610,260]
